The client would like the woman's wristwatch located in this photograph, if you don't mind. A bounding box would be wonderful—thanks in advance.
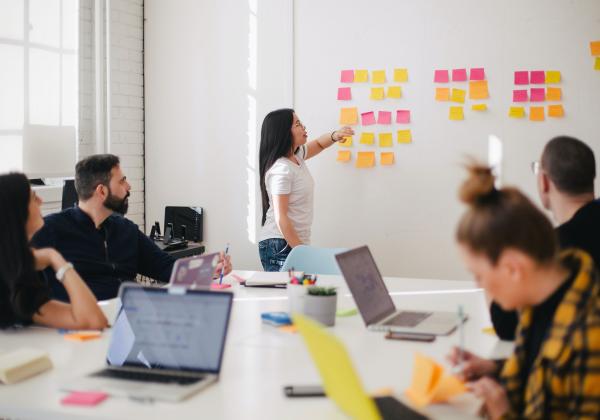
[55,262,74,283]
[330,130,338,142]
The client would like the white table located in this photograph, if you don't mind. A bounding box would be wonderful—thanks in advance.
[0,272,513,420]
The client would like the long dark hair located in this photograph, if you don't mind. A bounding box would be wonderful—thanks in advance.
[259,108,295,225]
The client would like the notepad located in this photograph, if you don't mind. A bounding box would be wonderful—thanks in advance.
[509,106,525,118]
[394,68,408,82]
[64,331,102,342]
[449,106,464,120]
[337,150,351,162]
[468,81,488,100]
[529,106,545,121]
[359,132,375,145]
[356,152,375,168]
[372,70,386,84]
[387,86,402,99]
[0,348,53,384]
[380,152,395,165]
[370,87,385,100]
[245,272,291,287]
[435,88,450,101]
[379,133,393,147]
[340,107,358,125]
[61,391,108,406]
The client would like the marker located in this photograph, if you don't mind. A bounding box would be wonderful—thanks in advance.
[218,243,230,285]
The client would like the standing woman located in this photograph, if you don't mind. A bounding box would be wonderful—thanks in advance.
[258,109,353,271]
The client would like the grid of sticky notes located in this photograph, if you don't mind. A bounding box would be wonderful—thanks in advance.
[434,68,489,120]
[591,41,600,71]
[338,68,411,168]
[510,70,564,121]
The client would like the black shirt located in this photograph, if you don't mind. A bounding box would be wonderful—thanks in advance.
[0,272,51,328]
[31,207,175,301]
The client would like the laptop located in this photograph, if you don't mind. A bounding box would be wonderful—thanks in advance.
[63,284,233,402]
[335,246,462,336]
[168,252,219,289]
[294,314,429,420]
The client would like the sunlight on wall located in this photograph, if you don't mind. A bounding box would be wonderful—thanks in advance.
[246,0,258,243]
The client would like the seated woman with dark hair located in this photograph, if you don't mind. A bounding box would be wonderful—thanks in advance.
[0,173,108,329]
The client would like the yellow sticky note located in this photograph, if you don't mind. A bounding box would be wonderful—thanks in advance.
[372,70,386,84]
[435,87,450,101]
[590,41,600,56]
[379,132,393,147]
[546,87,561,101]
[336,150,351,162]
[387,86,402,99]
[356,152,375,168]
[529,106,545,121]
[545,71,561,84]
[548,104,564,118]
[370,87,385,100]
[338,136,352,147]
[509,106,525,118]
[468,80,489,100]
[380,152,395,165]
[449,106,464,120]
[339,107,358,125]
[471,104,487,111]
[450,88,466,103]
[397,129,412,144]
[354,69,369,82]
[595,57,600,70]
[359,132,375,145]
[393,68,408,82]
[482,326,496,336]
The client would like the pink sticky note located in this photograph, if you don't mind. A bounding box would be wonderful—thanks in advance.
[337,87,352,100]
[470,68,485,80]
[61,391,108,406]
[434,70,449,83]
[452,69,467,82]
[530,71,545,84]
[530,88,545,102]
[377,111,392,125]
[340,70,354,83]
[513,89,528,102]
[361,111,376,126]
[396,110,411,124]
[514,71,529,85]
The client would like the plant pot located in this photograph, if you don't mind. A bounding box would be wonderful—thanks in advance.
[303,294,337,327]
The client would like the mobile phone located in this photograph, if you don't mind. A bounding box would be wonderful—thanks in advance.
[283,385,326,397]
[385,331,436,342]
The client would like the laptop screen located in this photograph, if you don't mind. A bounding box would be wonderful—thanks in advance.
[107,286,233,374]
[335,246,396,325]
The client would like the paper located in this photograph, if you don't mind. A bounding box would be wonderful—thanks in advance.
[514,71,529,85]
[509,106,525,118]
[596,57,600,71]
[546,87,561,101]
[396,109,411,124]
[370,87,385,100]
[340,107,358,125]
[468,80,489,99]
[361,111,376,126]
[61,391,108,406]
[356,152,375,168]
[452,68,467,82]
[340,70,354,83]
[435,87,450,101]
[380,152,395,165]
[545,71,561,84]
[337,151,351,162]
[590,41,600,56]
[387,86,402,99]
[337,87,352,100]
[529,106,544,121]
[469,68,485,81]
[64,331,102,342]
[397,129,412,144]
[449,106,464,120]
[548,104,564,118]
[451,88,466,103]
[354,69,369,82]
[338,136,353,147]
[530,88,545,102]
[530,70,545,84]
[393,68,408,82]
[359,132,375,145]
[434,69,449,83]
[471,104,487,111]
[372,70,386,84]
[513,89,528,102]
[377,111,392,125]
[379,132,393,147]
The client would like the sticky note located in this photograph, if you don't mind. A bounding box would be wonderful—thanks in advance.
[354,69,369,82]
[396,109,410,124]
[337,87,352,100]
[452,68,467,82]
[380,152,395,165]
[387,86,402,99]
[435,87,450,101]
[450,88,466,103]
[64,331,102,342]
[590,41,600,56]
[548,104,564,118]
[359,132,375,145]
[397,129,412,144]
[530,88,545,102]
[546,87,561,101]
[514,71,529,85]
[530,70,545,84]
[361,111,376,126]
[377,111,392,125]
[529,106,545,121]
[370,87,385,100]
[61,391,108,406]
[596,57,600,71]
[469,68,485,81]
[356,152,375,168]
[372,70,386,84]
[468,80,489,99]
[340,70,354,83]
[545,71,561,84]
[434,70,449,83]
[394,68,408,82]
[340,107,358,125]
[509,106,525,118]
[449,106,464,120]
[513,89,528,102]
[338,136,352,147]
[379,132,393,147]
[472,104,487,111]
[336,150,351,162]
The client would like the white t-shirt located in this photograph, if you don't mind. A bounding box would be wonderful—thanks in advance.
[259,145,314,244]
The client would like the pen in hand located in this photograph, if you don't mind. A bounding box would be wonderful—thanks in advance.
[219,243,230,285]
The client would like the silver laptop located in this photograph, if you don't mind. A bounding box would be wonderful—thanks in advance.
[168,252,219,289]
[63,284,233,402]
[336,246,463,336]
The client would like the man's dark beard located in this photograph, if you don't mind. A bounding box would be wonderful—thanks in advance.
[104,190,130,215]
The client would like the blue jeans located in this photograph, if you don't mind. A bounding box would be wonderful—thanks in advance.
[258,238,291,272]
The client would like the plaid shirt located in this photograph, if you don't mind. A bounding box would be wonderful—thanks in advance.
[499,249,600,419]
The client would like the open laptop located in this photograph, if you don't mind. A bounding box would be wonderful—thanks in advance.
[335,246,462,336]
[294,314,429,420]
[168,252,219,289]
[63,284,233,402]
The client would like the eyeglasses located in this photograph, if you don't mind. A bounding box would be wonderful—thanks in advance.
[530,160,540,175]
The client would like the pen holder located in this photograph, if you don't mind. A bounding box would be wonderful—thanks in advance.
[287,284,307,315]
[302,287,337,327]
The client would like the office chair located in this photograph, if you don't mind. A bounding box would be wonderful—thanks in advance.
[280,245,347,275]
[61,179,78,210]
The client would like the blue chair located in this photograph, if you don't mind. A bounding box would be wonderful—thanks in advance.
[280,245,347,275]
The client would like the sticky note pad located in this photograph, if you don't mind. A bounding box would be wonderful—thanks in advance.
[509,106,525,118]
[337,150,351,162]
[361,111,376,126]
[545,71,561,84]
[472,104,487,111]
[452,68,467,82]
[449,106,464,120]
[595,57,600,71]
[396,109,410,124]
[393,68,408,82]
[61,391,108,406]
[546,87,561,101]
[380,152,395,165]
[359,132,375,145]
[548,104,564,118]
[377,111,392,125]
[372,70,386,84]
[340,70,354,83]
[338,136,352,147]
[356,152,375,168]
[530,88,545,102]
[590,41,600,56]
[469,68,485,81]
[435,87,450,101]
[340,108,358,125]
[397,129,412,144]
[354,69,369,82]
[450,88,466,103]
[434,70,449,83]
[530,70,545,84]
[370,87,385,100]
[529,106,545,121]
[513,89,528,102]
[379,132,393,147]
[64,331,102,342]
[468,80,489,99]
[337,87,352,100]
[514,71,529,85]
[387,86,402,99]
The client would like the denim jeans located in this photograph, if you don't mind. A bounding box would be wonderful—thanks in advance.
[258,238,291,272]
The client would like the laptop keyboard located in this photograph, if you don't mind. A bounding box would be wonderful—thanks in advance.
[382,311,432,327]
[92,369,204,385]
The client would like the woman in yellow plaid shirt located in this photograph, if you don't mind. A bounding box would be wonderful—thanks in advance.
[447,163,600,419]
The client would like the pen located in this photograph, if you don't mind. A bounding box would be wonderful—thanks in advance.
[219,243,230,285]
[458,305,465,372]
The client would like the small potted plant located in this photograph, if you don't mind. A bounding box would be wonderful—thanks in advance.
[303,287,337,327]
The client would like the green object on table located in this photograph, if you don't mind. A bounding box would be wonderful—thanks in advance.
[336,308,358,317]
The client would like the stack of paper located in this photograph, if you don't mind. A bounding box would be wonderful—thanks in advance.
[405,353,466,407]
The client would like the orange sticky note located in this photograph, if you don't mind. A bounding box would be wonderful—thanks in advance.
[590,41,600,56]
[379,132,393,147]
[393,68,408,82]
[64,331,102,342]
[370,87,385,100]
[338,136,352,147]
[337,150,351,162]
[380,152,395,165]
[356,152,375,168]
[509,106,525,119]
[354,70,368,82]
[548,104,564,118]
[450,88,466,103]
[397,129,412,144]
[372,70,386,84]
[449,106,464,121]
[359,132,375,145]
[387,86,402,99]
[339,107,358,125]
[278,325,298,334]
[545,71,561,84]
[529,106,545,121]
[435,87,450,101]
[468,80,489,100]
[546,87,561,101]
